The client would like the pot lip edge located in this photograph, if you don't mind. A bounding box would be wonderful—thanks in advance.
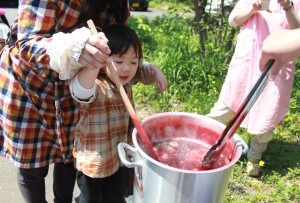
[132,111,244,173]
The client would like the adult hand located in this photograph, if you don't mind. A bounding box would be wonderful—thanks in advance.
[259,29,300,76]
[138,63,168,93]
[79,32,111,70]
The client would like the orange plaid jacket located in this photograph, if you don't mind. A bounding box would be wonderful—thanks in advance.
[0,0,129,168]
[71,78,134,178]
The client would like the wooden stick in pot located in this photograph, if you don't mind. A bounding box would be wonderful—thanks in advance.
[87,20,159,161]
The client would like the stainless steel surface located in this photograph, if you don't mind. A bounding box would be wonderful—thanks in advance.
[118,112,248,203]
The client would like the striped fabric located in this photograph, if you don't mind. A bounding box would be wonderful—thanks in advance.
[71,78,134,178]
[0,0,128,168]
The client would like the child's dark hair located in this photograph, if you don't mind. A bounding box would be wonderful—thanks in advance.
[102,25,143,60]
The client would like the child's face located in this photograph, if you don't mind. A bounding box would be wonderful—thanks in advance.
[106,46,139,85]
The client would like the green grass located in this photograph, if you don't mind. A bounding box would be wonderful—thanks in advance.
[128,5,300,202]
[150,0,193,12]
[225,130,300,202]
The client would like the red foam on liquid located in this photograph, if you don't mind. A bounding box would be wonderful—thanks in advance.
[140,118,232,171]
[153,138,229,171]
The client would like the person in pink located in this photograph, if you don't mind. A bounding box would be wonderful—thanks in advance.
[206,0,300,176]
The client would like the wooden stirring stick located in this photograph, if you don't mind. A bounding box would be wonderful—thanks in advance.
[87,20,159,161]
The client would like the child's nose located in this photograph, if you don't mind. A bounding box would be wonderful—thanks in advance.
[122,64,131,72]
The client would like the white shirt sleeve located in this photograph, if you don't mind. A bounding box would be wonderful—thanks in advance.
[69,74,97,103]
[0,23,9,39]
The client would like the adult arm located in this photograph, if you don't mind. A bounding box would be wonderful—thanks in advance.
[16,0,110,80]
[228,0,261,27]
[259,29,300,75]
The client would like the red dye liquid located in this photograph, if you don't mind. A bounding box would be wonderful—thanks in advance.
[153,137,229,171]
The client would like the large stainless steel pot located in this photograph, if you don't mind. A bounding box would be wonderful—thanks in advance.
[118,112,248,203]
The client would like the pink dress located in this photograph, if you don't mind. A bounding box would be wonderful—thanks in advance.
[220,0,299,134]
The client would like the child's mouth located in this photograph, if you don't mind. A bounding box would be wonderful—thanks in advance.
[119,76,128,81]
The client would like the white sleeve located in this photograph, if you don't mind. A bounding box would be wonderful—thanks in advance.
[0,23,10,39]
[47,27,91,80]
[69,74,97,103]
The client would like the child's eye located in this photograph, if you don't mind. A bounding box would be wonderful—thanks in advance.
[115,61,123,64]
[131,62,137,65]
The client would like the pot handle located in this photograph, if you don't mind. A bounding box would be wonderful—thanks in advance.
[118,142,143,168]
[233,134,248,154]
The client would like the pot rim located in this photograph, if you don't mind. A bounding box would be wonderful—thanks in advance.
[132,112,244,174]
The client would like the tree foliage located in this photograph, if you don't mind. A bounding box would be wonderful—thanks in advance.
[191,0,238,53]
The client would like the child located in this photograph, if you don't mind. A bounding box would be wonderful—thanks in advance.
[69,24,168,203]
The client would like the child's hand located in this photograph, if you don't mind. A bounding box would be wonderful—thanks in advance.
[79,32,111,70]
[138,62,168,93]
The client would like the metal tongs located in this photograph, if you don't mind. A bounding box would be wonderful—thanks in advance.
[199,59,275,170]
